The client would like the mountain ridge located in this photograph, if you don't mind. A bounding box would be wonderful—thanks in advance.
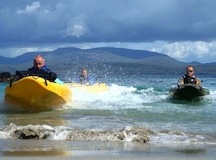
[0,47,179,64]
[0,47,216,74]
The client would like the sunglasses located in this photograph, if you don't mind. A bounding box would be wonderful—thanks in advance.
[187,70,194,72]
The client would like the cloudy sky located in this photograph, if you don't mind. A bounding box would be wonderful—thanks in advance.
[1,0,216,62]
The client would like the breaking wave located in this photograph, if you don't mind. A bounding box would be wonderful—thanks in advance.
[1,123,215,145]
[0,124,149,143]
[65,84,168,110]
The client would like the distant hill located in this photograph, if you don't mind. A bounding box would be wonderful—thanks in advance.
[0,56,13,64]
[0,47,183,64]
[190,61,202,65]
[87,47,163,59]
[0,47,216,76]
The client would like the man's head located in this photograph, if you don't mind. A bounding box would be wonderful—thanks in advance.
[186,65,195,77]
[33,55,45,70]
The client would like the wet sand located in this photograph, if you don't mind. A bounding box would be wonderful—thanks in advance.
[1,157,216,160]
[1,140,216,160]
[1,151,216,160]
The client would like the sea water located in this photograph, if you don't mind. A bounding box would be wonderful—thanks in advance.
[0,73,216,157]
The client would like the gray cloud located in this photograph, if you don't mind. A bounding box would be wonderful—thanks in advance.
[0,0,216,48]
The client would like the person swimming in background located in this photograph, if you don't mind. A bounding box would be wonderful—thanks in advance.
[177,65,201,87]
[79,68,94,85]
[28,55,63,84]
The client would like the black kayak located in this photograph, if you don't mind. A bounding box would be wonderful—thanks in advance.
[169,83,210,101]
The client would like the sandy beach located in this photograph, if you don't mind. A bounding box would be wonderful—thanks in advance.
[1,150,216,160]
[1,140,216,160]
[2,156,216,160]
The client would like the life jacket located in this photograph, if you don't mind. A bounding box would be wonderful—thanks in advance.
[182,74,197,84]
[28,65,51,73]
[23,65,57,82]
[80,75,91,84]
[15,70,57,82]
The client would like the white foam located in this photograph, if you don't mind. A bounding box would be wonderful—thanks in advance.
[149,130,214,145]
[0,124,149,143]
[204,90,216,101]
[49,126,71,140]
[65,84,167,110]
[1,124,215,145]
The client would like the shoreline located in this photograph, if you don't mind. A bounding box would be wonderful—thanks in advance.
[1,140,216,159]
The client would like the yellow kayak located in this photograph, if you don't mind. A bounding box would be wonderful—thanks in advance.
[4,76,72,112]
[69,82,108,93]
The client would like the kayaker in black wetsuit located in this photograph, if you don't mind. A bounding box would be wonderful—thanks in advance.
[177,65,201,87]
[27,55,63,84]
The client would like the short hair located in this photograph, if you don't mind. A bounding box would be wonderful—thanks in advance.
[82,68,87,72]
[34,55,45,62]
[186,65,194,70]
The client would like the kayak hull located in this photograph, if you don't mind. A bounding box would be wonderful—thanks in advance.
[169,83,209,101]
[4,76,72,111]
